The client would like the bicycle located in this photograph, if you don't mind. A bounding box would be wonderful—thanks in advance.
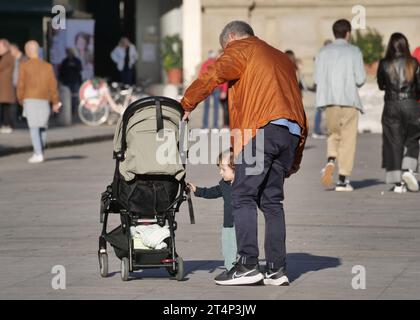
[78,78,149,126]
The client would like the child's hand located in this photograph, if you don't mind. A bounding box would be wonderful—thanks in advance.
[187,182,196,193]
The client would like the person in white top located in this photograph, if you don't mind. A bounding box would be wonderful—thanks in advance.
[110,37,138,85]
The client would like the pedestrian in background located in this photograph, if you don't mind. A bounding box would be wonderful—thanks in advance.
[199,50,221,132]
[413,46,420,64]
[17,40,61,163]
[0,39,16,134]
[59,48,82,117]
[10,43,27,123]
[111,37,138,85]
[377,33,420,193]
[219,81,229,130]
[285,49,307,92]
[217,50,230,131]
[314,19,366,192]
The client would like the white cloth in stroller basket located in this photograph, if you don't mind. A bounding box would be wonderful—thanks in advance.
[130,225,170,250]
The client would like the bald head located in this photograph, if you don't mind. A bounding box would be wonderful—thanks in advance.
[0,39,10,55]
[25,40,39,59]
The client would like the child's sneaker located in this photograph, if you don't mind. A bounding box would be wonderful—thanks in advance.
[263,267,289,286]
[214,262,264,285]
[402,170,419,192]
[321,161,335,187]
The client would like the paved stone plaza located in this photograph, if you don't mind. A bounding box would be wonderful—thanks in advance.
[0,129,419,300]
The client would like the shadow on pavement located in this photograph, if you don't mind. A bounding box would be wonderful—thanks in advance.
[108,269,190,281]
[106,260,224,282]
[350,179,383,190]
[45,155,87,162]
[286,252,341,282]
[184,260,224,275]
[105,255,340,283]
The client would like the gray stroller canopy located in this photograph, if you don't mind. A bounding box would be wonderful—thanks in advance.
[113,100,187,182]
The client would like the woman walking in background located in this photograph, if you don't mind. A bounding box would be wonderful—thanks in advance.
[17,40,61,163]
[377,33,420,193]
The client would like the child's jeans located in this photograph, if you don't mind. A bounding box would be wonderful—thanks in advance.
[222,227,237,271]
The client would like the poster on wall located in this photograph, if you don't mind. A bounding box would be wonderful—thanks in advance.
[66,19,94,81]
[48,26,66,77]
[48,19,95,81]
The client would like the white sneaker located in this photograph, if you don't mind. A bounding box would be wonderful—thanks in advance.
[335,180,354,192]
[28,154,44,164]
[211,128,220,134]
[402,171,419,192]
[311,133,326,139]
[263,269,290,286]
[199,128,209,134]
[393,183,407,194]
[220,128,230,134]
[1,126,13,134]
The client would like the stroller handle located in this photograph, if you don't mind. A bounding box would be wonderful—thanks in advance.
[116,96,185,161]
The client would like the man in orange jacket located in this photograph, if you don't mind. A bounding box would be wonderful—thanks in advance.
[181,21,307,286]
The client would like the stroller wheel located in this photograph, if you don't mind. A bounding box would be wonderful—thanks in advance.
[121,257,130,281]
[99,253,108,278]
[176,256,184,281]
[166,265,177,277]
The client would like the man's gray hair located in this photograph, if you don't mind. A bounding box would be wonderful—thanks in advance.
[219,21,254,47]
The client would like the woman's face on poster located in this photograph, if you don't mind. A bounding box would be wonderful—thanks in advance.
[76,35,87,51]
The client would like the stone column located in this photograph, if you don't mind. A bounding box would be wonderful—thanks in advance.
[182,0,202,86]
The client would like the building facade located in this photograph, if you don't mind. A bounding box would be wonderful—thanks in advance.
[197,0,420,83]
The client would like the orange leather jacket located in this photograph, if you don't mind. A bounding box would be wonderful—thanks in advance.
[181,36,308,174]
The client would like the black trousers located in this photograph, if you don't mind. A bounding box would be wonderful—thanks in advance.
[0,103,13,127]
[232,124,299,270]
[382,99,420,183]
[121,67,135,85]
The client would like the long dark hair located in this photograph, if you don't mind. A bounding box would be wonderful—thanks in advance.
[385,32,414,82]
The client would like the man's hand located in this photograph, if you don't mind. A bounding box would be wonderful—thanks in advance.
[187,182,196,193]
[220,91,227,100]
[182,111,191,121]
[286,164,299,178]
[52,102,62,114]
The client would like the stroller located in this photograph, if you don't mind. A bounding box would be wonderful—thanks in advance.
[98,96,194,281]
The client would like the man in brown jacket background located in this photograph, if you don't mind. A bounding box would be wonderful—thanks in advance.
[181,21,307,286]
[0,39,16,134]
[17,40,61,163]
